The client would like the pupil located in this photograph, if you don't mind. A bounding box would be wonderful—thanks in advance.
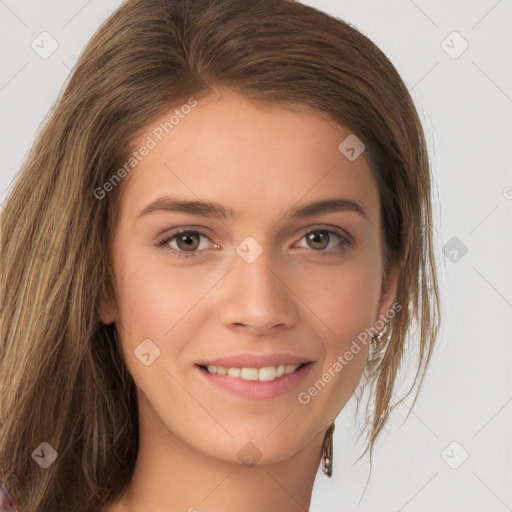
[308,231,328,250]
[178,233,199,251]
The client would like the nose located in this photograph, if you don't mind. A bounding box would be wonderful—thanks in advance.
[216,244,298,336]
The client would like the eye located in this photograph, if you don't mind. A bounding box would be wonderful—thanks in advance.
[293,228,353,256]
[156,228,215,258]
[156,226,354,259]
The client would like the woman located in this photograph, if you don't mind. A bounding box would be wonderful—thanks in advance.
[0,0,440,510]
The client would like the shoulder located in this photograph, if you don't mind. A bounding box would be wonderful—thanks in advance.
[0,481,19,511]
[1,480,130,512]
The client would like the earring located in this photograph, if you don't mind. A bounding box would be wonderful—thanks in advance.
[321,331,385,477]
[320,422,335,477]
[369,330,386,356]
[371,329,385,344]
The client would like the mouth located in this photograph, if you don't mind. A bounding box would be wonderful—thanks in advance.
[196,361,314,400]
[196,362,310,382]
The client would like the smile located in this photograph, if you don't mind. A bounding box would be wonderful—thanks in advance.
[196,362,314,400]
[202,363,304,382]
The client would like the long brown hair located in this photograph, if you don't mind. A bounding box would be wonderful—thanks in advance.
[0,0,440,509]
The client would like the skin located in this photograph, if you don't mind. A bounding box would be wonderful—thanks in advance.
[100,88,398,512]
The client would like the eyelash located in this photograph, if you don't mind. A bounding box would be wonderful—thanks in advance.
[156,226,354,259]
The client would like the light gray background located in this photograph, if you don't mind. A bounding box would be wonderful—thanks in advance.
[1,1,511,511]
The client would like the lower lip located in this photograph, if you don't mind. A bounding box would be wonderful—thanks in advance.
[197,363,314,400]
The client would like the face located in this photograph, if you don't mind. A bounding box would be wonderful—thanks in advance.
[100,88,398,466]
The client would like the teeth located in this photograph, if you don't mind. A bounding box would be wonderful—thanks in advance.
[240,367,259,380]
[204,363,302,381]
[259,366,276,381]
[284,364,298,374]
[228,367,241,377]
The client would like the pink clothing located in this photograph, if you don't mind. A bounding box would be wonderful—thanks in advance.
[0,482,19,512]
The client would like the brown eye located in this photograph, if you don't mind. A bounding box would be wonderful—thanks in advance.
[294,228,353,257]
[305,230,331,250]
[156,228,216,259]
[175,232,201,252]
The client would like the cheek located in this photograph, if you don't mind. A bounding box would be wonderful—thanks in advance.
[297,252,382,342]
[296,259,379,421]
[113,246,214,336]
[111,247,229,388]
[111,250,200,403]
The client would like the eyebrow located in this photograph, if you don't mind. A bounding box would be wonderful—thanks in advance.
[137,196,370,222]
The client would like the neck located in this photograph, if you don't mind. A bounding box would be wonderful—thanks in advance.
[107,395,325,512]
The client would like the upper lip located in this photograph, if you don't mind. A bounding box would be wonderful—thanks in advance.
[196,352,314,369]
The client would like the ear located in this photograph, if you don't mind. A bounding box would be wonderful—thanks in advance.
[375,263,400,325]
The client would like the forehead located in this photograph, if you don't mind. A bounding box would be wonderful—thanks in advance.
[119,89,380,226]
